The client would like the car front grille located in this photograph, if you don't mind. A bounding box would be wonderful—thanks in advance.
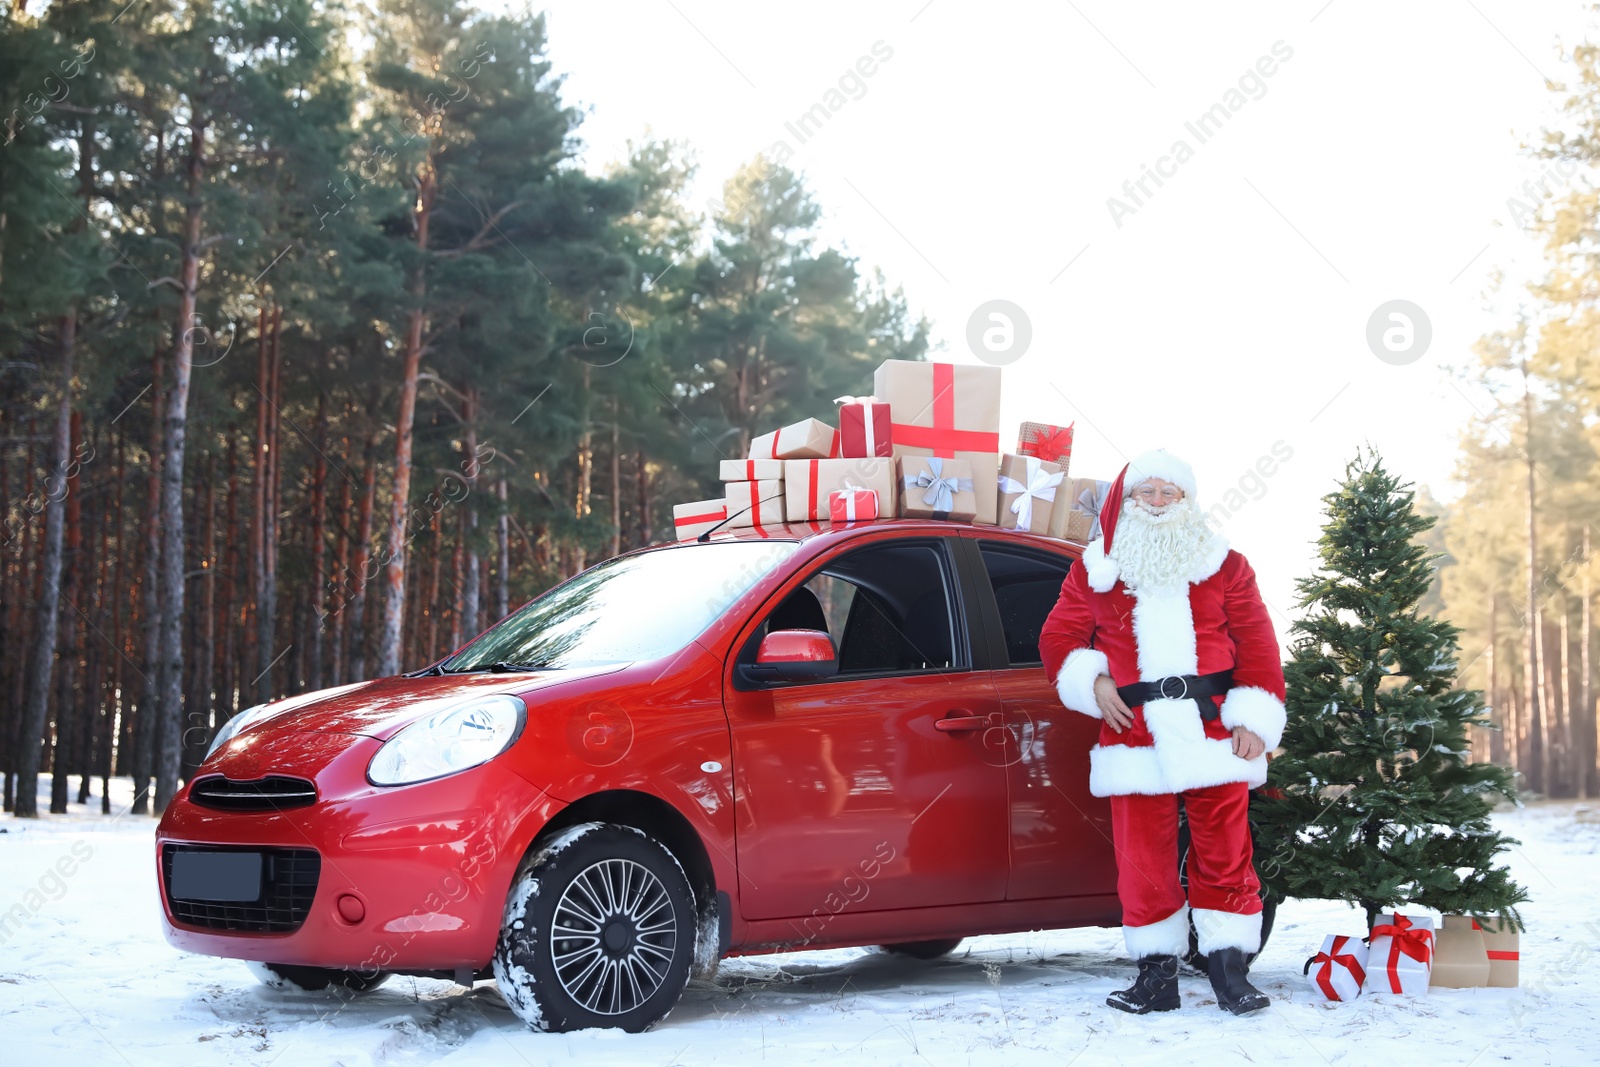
[189,774,317,812]
[162,845,321,933]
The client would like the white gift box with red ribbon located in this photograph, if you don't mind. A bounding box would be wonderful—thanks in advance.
[749,418,840,461]
[672,499,727,540]
[722,479,787,528]
[1306,934,1369,1002]
[1364,912,1435,995]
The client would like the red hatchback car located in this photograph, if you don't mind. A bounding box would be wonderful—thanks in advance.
[155,519,1256,1032]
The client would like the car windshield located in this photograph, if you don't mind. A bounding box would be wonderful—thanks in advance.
[442,540,800,672]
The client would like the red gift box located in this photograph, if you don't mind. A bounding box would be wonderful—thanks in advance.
[1018,421,1074,467]
[828,485,879,523]
[834,394,893,458]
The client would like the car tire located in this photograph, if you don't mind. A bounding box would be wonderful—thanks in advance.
[246,961,391,994]
[493,822,697,1033]
[878,938,964,960]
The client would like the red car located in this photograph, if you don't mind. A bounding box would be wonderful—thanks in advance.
[155,519,1270,1032]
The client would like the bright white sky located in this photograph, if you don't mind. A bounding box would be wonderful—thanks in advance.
[497,0,1594,632]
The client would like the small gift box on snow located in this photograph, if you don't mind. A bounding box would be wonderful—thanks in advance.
[1431,915,1491,988]
[828,484,878,523]
[750,418,839,460]
[672,499,727,540]
[1017,420,1074,471]
[834,394,893,458]
[997,453,1065,535]
[1364,912,1436,995]
[1304,934,1368,1002]
[722,479,787,528]
[1474,917,1520,988]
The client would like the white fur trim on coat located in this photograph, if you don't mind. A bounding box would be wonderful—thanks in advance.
[1192,906,1263,955]
[1218,685,1287,751]
[1124,904,1191,960]
[1056,648,1108,718]
[1081,537,1118,593]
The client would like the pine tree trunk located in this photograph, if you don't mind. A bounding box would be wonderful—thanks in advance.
[154,117,208,814]
[14,311,76,818]
[110,431,126,784]
[348,433,378,682]
[495,476,510,621]
[1521,363,1543,795]
[329,451,350,688]
[309,396,327,691]
[219,440,239,721]
[1583,526,1593,799]
[424,512,442,662]
[1486,589,1503,764]
[609,401,621,560]
[1559,606,1574,796]
[132,344,164,815]
[50,409,84,814]
[379,165,436,678]
[196,453,217,775]
[461,387,480,639]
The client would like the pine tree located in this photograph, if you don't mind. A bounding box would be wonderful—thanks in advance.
[1255,449,1527,930]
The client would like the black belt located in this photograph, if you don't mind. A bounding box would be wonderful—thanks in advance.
[1117,669,1234,721]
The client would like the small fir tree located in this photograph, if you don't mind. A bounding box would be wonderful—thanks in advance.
[1255,450,1526,930]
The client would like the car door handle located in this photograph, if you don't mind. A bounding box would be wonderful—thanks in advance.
[935,713,989,733]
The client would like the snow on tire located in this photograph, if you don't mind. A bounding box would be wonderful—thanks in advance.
[492,822,697,1033]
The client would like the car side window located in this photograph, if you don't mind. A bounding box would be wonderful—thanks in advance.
[757,540,961,675]
[977,542,1073,667]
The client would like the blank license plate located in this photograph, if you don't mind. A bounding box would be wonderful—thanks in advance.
[171,851,262,902]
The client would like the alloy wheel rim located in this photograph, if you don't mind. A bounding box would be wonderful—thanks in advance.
[550,857,677,1015]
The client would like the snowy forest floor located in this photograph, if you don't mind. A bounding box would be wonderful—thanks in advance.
[2,778,1596,1066]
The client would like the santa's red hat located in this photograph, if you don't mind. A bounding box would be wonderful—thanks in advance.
[1100,448,1198,553]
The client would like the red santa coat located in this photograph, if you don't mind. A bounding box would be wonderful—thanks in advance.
[1038,533,1287,797]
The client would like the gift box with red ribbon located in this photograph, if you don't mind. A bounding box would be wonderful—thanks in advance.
[875,360,1002,525]
[834,394,894,458]
[784,458,896,521]
[1474,917,1520,987]
[1432,914,1491,988]
[722,479,787,528]
[1017,420,1074,470]
[672,499,727,540]
[1305,934,1368,1002]
[750,418,840,461]
[1364,912,1435,995]
[719,458,785,482]
[828,485,879,523]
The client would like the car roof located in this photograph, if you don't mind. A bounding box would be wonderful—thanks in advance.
[662,518,1086,556]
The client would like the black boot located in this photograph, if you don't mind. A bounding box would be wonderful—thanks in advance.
[1106,954,1180,1014]
[1206,948,1269,1015]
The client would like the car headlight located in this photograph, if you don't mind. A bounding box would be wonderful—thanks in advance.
[205,703,278,759]
[367,694,525,786]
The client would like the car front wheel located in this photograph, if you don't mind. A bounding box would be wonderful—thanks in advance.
[493,822,696,1033]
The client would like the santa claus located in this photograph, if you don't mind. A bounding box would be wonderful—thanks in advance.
[1039,449,1285,1016]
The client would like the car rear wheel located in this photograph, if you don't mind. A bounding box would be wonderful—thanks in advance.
[493,822,696,1033]
[879,938,964,960]
[246,961,391,994]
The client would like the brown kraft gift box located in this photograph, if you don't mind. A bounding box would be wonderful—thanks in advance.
[874,360,1002,525]
[997,453,1065,535]
[783,458,897,522]
[898,456,976,521]
[1432,914,1492,988]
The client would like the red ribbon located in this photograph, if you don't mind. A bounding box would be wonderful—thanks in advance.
[1310,935,1365,1000]
[1371,914,1434,990]
[1022,425,1073,463]
[893,363,1000,456]
[747,480,760,519]
[807,460,819,519]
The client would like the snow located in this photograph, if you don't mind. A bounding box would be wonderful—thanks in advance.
[3,777,1597,1065]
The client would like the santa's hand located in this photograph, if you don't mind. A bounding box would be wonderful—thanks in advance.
[1232,727,1265,760]
[1093,675,1133,732]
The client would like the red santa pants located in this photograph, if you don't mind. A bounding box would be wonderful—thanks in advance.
[1108,781,1263,959]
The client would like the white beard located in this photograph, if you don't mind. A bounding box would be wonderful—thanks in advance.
[1108,497,1225,592]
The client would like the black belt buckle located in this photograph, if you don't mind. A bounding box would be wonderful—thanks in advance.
[1157,675,1190,701]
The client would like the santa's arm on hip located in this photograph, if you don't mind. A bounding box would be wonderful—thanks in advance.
[1039,563,1128,725]
[1216,553,1287,756]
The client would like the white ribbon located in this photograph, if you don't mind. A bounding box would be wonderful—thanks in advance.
[835,394,883,457]
[997,456,1065,530]
[906,457,972,514]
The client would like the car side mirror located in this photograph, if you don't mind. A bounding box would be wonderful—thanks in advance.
[739,629,839,686]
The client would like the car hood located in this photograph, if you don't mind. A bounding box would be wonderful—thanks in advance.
[236,666,626,744]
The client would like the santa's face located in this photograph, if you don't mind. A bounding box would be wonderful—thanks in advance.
[1129,477,1185,516]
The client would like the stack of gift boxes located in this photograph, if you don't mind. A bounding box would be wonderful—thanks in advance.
[1304,910,1520,1002]
[673,359,1108,541]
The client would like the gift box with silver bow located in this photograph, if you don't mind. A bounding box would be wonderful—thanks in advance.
[997,453,1065,535]
[898,456,976,521]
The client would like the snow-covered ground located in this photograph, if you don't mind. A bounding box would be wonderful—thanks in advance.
[3,777,1595,1066]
